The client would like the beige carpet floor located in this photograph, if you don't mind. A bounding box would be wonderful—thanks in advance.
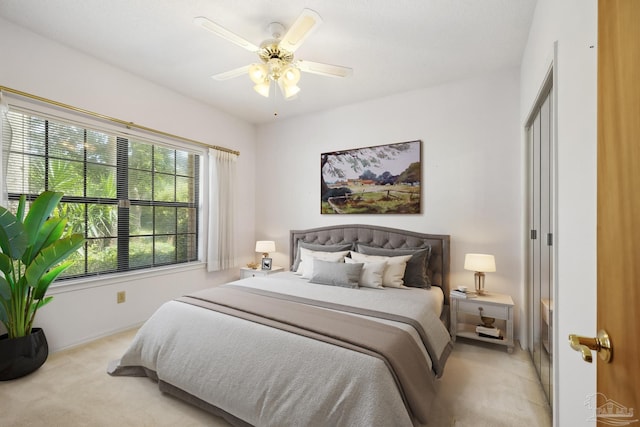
[0,329,551,427]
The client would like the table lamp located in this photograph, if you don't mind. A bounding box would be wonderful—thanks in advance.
[255,240,275,258]
[464,253,496,295]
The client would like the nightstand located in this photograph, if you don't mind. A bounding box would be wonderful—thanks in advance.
[450,292,515,353]
[240,266,284,279]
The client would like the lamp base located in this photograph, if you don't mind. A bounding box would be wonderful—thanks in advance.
[474,272,487,295]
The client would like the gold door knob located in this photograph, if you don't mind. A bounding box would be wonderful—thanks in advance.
[568,330,612,363]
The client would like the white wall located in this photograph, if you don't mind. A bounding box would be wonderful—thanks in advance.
[255,68,526,341]
[0,17,257,351]
[520,1,598,425]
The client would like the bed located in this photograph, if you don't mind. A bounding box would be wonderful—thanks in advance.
[108,224,452,426]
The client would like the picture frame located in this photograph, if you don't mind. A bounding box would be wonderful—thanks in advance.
[261,257,272,270]
[321,140,422,214]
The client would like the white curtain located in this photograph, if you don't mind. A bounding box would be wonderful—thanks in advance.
[0,92,10,206]
[207,148,237,271]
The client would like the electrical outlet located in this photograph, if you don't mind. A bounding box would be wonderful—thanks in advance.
[117,291,126,304]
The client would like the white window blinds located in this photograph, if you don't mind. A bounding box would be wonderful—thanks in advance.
[2,106,201,278]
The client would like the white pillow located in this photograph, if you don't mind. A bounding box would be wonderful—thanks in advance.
[297,248,351,279]
[350,251,412,288]
[345,257,385,289]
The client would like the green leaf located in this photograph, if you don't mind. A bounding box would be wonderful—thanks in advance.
[23,217,67,265]
[38,296,53,309]
[0,276,14,331]
[16,194,26,222]
[0,300,7,326]
[32,262,71,300]
[40,218,66,247]
[33,296,53,313]
[28,296,53,316]
[23,191,63,248]
[0,207,27,259]
[0,253,14,278]
[0,276,11,301]
[25,234,84,291]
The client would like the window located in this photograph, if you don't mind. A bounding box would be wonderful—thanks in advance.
[3,108,200,279]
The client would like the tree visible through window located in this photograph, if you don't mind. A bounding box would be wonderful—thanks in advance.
[4,109,200,278]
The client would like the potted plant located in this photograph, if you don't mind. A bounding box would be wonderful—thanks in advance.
[0,191,84,380]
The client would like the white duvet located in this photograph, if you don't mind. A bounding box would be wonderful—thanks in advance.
[109,272,449,427]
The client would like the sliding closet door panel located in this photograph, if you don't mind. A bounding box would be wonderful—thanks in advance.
[531,109,542,374]
[539,93,552,400]
[547,87,554,406]
[527,80,553,407]
[528,124,537,355]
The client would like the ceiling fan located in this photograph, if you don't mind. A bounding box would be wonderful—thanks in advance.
[194,9,353,99]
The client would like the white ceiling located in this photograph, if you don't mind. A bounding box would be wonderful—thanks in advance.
[0,0,537,125]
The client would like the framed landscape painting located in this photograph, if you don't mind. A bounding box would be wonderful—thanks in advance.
[321,140,421,214]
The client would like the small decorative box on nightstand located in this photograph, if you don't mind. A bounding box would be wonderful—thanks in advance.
[240,266,284,279]
[450,291,515,353]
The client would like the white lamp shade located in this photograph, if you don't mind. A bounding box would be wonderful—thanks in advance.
[464,253,496,272]
[282,66,301,85]
[248,63,268,84]
[253,81,271,97]
[255,241,276,254]
[278,79,300,99]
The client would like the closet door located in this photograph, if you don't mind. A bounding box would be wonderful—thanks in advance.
[527,82,554,406]
[539,89,553,403]
[529,109,542,378]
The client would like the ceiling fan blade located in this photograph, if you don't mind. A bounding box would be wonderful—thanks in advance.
[194,16,259,52]
[279,9,322,53]
[296,60,353,78]
[211,65,251,81]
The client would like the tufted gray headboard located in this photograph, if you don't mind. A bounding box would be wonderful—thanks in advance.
[290,224,450,306]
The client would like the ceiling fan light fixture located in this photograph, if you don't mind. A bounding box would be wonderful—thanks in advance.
[282,66,301,85]
[278,79,300,99]
[197,9,351,103]
[248,63,269,84]
[253,81,271,98]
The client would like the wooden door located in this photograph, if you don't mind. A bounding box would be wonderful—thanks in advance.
[596,0,640,425]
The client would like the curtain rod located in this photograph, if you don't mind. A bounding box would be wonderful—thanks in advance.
[0,86,240,157]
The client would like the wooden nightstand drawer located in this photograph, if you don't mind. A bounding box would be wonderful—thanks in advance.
[458,300,508,319]
[240,266,283,279]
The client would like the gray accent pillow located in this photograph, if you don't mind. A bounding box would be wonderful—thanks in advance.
[356,244,432,288]
[309,259,363,289]
[292,241,354,271]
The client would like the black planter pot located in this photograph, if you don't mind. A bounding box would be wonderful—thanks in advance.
[0,328,49,381]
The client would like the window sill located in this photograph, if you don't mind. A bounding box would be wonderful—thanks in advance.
[48,262,207,295]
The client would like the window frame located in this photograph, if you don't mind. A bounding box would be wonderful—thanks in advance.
[1,98,209,289]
